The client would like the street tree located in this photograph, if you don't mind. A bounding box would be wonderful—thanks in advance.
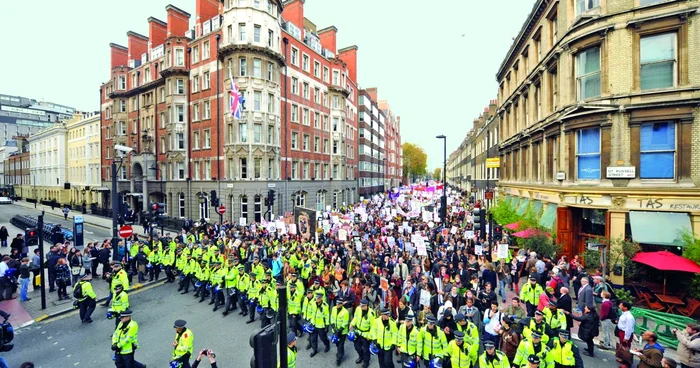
[402,142,427,182]
[432,167,442,181]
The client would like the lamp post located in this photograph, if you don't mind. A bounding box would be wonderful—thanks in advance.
[148,166,164,235]
[215,34,222,223]
[436,135,447,225]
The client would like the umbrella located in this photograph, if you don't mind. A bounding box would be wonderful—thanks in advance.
[505,222,522,231]
[511,228,551,238]
[631,251,700,294]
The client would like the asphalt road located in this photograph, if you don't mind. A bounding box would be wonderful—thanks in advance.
[3,281,621,368]
[0,203,113,248]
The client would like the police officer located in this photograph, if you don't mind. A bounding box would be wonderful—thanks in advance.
[547,330,583,368]
[513,331,553,368]
[287,282,304,337]
[103,262,130,307]
[246,272,262,324]
[172,319,194,368]
[209,262,225,311]
[237,267,251,317]
[178,254,195,294]
[446,330,478,368]
[110,283,130,328]
[478,340,511,368]
[396,312,421,367]
[520,275,544,317]
[527,354,543,368]
[330,296,351,366]
[523,311,553,345]
[223,263,244,316]
[350,299,375,368]
[454,313,480,347]
[371,308,397,368]
[286,332,298,368]
[419,315,447,368]
[77,274,96,323]
[111,309,144,368]
[308,290,330,357]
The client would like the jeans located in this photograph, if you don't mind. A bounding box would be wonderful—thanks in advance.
[19,277,30,301]
[499,278,508,301]
[601,319,615,348]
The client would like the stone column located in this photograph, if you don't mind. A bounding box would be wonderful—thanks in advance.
[691,213,700,237]
[608,211,627,285]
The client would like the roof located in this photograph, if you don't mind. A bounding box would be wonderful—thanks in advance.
[495,0,547,81]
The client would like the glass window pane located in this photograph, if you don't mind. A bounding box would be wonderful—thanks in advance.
[641,122,675,151]
[577,48,600,76]
[641,62,674,90]
[640,152,674,179]
[578,155,601,179]
[577,128,600,154]
[641,33,675,63]
[580,74,601,99]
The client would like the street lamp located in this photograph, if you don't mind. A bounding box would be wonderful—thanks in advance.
[148,166,164,235]
[436,135,447,225]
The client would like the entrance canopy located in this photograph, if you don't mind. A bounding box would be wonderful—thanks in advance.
[629,211,692,247]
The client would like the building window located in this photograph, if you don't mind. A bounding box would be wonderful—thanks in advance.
[575,0,599,16]
[291,47,298,65]
[576,128,600,180]
[193,75,200,92]
[323,67,329,83]
[302,83,309,99]
[291,77,298,94]
[267,125,274,144]
[640,122,675,179]
[302,108,309,125]
[268,158,274,178]
[254,91,262,111]
[295,192,305,207]
[239,123,247,143]
[640,32,676,90]
[332,70,340,85]
[254,124,262,143]
[203,41,210,59]
[291,161,298,179]
[240,158,248,179]
[203,71,210,89]
[203,100,211,119]
[314,61,320,78]
[175,48,184,66]
[314,137,320,152]
[254,158,262,179]
[198,195,209,219]
[204,129,211,148]
[240,195,248,222]
[175,105,185,122]
[193,104,200,122]
[254,195,262,222]
[303,162,309,179]
[253,25,261,43]
[291,105,298,122]
[178,193,185,218]
[239,57,247,77]
[176,79,185,94]
[314,112,320,128]
[239,23,246,41]
[302,134,309,151]
[291,132,298,149]
[193,130,200,149]
[268,30,274,47]
[118,76,126,90]
[193,46,201,64]
[267,62,274,81]
[176,132,185,150]
[575,47,601,100]
[302,54,309,71]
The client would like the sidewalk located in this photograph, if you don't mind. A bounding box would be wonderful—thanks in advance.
[13,200,147,235]
[0,272,164,328]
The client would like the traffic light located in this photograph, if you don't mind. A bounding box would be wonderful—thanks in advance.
[149,202,158,223]
[155,203,166,223]
[472,207,486,236]
[211,190,219,207]
[493,225,503,242]
[250,324,277,368]
[266,190,275,207]
[24,227,39,248]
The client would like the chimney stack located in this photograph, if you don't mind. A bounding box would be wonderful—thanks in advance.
[338,45,358,83]
[281,0,305,30]
[127,31,149,61]
[317,26,337,54]
[166,4,191,38]
[148,17,167,50]
[109,43,128,69]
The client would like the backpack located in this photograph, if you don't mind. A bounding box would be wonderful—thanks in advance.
[73,281,83,299]
[608,303,620,323]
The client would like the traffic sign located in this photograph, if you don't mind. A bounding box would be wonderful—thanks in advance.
[217,205,226,215]
[118,225,133,238]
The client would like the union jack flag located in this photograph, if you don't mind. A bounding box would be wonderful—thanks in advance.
[229,75,243,119]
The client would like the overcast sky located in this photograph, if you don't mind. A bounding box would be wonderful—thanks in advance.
[0,0,535,169]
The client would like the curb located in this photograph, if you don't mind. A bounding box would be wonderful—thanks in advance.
[15,201,113,231]
[24,279,167,326]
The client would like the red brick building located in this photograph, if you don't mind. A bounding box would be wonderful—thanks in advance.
[379,100,402,190]
[100,0,367,223]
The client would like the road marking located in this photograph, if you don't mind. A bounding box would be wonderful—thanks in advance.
[85,231,94,234]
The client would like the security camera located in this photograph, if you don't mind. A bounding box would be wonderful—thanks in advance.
[114,145,133,153]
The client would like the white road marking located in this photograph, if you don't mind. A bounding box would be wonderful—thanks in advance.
[85,231,94,234]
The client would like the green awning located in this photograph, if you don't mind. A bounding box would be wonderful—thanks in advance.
[629,211,692,247]
[531,200,544,218]
[510,197,520,210]
[503,195,512,206]
[516,198,530,216]
[539,204,558,230]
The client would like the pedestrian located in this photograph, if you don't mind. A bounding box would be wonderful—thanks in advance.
[557,286,573,330]
[82,247,92,276]
[350,299,375,368]
[70,250,83,285]
[286,332,297,368]
[617,301,636,368]
[109,283,129,328]
[111,309,145,368]
[76,274,96,323]
[55,258,71,301]
[520,274,543,317]
[192,349,218,368]
[62,206,70,220]
[673,323,700,368]
[576,277,595,311]
[598,290,615,350]
[47,246,61,292]
[31,249,41,290]
[98,243,111,278]
[478,340,510,368]
[172,319,194,368]
[307,291,330,357]
[663,357,679,368]
[18,257,31,302]
[568,305,599,357]
[0,226,8,247]
[634,331,665,368]
[10,234,23,256]
[547,329,583,368]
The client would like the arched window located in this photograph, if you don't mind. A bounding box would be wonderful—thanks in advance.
[199,195,209,220]
[254,195,262,222]
[178,193,186,218]
[240,195,248,224]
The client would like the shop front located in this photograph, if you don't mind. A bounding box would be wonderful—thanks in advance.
[500,185,700,285]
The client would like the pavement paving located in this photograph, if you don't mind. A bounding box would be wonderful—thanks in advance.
[3,280,627,368]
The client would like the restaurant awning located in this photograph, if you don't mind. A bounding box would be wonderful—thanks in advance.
[503,195,512,206]
[629,211,692,247]
[91,187,109,191]
[538,204,558,230]
[516,198,530,216]
[531,200,544,217]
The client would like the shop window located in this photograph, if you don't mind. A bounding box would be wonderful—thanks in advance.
[576,128,600,180]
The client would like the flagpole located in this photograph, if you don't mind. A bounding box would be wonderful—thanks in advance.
[216,34,222,226]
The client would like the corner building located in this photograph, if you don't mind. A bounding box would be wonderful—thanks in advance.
[100,0,360,224]
[495,0,700,281]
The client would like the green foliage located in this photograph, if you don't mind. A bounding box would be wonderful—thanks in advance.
[522,233,561,258]
[680,230,700,299]
[615,288,634,304]
[491,197,560,256]
[402,142,428,181]
[432,167,442,181]
[580,237,641,279]
[490,198,521,228]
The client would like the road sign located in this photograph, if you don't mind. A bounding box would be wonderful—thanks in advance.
[267,183,276,188]
[486,158,501,168]
[485,191,494,200]
[217,205,226,215]
[118,225,133,238]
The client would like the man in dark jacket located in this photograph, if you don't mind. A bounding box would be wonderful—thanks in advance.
[47,248,61,292]
[97,243,111,279]
[557,286,573,330]
[10,234,23,256]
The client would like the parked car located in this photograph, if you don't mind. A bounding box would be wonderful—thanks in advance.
[0,197,11,204]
